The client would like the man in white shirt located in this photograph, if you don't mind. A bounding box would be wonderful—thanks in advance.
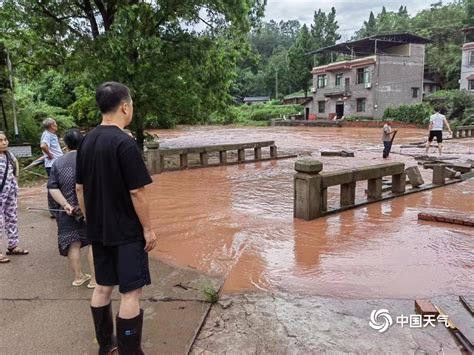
[40,118,64,217]
[40,118,64,175]
[425,107,452,156]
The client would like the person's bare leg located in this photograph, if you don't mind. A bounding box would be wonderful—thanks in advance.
[425,140,431,155]
[87,246,96,287]
[438,142,443,156]
[67,241,83,281]
[119,288,142,319]
[91,285,114,308]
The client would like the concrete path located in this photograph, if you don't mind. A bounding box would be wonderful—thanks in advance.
[192,294,463,354]
[0,200,222,354]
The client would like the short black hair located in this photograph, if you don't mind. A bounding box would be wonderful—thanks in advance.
[95,82,132,114]
[64,128,83,150]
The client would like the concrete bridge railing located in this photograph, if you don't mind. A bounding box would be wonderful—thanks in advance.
[293,160,459,220]
[294,160,407,220]
[146,141,278,174]
[452,125,474,138]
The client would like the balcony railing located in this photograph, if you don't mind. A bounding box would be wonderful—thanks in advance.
[316,85,351,97]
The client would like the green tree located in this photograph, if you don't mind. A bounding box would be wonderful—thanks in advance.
[355,11,376,38]
[1,0,264,146]
[310,7,341,65]
[288,25,312,97]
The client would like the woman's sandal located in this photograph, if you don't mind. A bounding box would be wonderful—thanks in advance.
[72,273,91,287]
[6,246,29,255]
[0,255,10,263]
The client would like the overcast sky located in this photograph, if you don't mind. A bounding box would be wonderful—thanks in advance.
[264,0,438,40]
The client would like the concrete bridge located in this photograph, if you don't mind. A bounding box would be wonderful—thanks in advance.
[145,141,294,174]
[294,160,462,221]
[452,125,474,138]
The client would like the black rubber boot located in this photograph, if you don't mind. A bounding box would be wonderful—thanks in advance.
[91,303,118,354]
[116,309,145,355]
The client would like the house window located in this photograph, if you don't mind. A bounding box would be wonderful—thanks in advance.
[356,98,366,112]
[412,87,419,98]
[317,74,327,88]
[335,74,343,87]
[356,67,370,84]
[469,51,474,66]
[469,80,474,90]
[318,101,325,113]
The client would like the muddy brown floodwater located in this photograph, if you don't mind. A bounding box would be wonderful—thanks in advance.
[22,126,473,299]
[145,126,474,299]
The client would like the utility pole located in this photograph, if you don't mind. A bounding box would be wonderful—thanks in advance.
[6,50,19,138]
[275,69,278,100]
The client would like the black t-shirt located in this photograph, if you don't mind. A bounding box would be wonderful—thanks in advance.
[76,125,152,246]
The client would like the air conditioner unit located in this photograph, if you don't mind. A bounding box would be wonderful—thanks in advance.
[365,83,372,89]
[311,87,317,93]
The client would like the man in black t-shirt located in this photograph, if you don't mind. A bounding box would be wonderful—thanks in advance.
[76,82,156,354]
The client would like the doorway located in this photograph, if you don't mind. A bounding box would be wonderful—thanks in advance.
[305,107,310,120]
[336,103,344,118]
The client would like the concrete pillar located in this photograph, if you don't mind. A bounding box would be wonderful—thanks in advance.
[270,145,278,158]
[180,154,188,168]
[405,166,424,187]
[270,119,276,126]
[391,173,406,194]
[453,130,458,139]
[159,155,165,171]
[145,141,160,174]
[200,152,209,166]
[294,160,323,220]
[219,151,227,164]
[433,164,446,185]
[145,148,160,174]
[340,182,356,207]
[254,147,262,160]
[238,149,245,162]
[321,188,328,212]
[367,177,383,200]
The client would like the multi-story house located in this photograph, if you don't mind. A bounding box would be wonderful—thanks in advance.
[307,33,431,119]
[460,29,474,91]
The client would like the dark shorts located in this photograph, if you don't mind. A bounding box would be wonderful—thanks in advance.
[428,130,443,143]
[92,240,151,294]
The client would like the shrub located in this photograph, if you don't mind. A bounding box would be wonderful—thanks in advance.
[383,103,432,124]
[209,103,301,124]
[425,90,474,120]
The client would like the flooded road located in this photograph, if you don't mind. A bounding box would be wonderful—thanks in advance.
[21,126,473,299]
[146,126,473,299]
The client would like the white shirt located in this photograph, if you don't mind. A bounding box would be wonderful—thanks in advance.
[430,112,445,131]
[41,130,63,168]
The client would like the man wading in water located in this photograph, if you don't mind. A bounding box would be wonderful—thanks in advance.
[76,82,156,354]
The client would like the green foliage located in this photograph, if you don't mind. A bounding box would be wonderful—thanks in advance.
[202,285,219,304]
[311,7,341,65]
[210,103,301,124]
[9,82,75,143]
[1,0,265,146]
[288,25,313,96]
[383,103,433,124]
[426,89,474,119]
